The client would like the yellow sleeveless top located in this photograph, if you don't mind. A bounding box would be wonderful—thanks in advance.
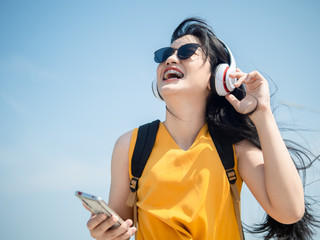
[128,122,243,240]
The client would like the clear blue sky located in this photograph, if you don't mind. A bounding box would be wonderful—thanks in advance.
[1,0,319,239]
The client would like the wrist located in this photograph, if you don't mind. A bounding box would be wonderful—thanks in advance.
[249,106,274,127]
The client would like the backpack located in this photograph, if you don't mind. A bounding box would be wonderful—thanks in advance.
[126,120,244,240]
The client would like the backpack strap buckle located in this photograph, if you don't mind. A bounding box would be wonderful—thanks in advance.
[127,177,139,208]
[129,177,139,192]
[226,169,237,184]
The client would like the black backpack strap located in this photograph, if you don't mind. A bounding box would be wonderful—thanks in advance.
[126,120,160,229]
[208,129,237,183]
[131,119,161,179]
[208,128,244,240]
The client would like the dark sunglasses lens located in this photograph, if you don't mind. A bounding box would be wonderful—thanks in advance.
[154,47,174,63]
[178,44,199,60]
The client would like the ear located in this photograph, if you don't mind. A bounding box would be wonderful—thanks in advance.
[207,75,212,91]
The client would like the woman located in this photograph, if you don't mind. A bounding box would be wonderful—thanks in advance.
[86,17,317,240]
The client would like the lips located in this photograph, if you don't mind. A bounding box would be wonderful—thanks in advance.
[163,67,184,81]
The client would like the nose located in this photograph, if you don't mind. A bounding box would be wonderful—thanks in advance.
[165,49,179,65]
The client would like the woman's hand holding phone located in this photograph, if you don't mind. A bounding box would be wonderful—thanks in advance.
[75,191,136,239]
[87,213,136,240]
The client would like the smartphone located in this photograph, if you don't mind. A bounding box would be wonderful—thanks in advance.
[75,191,124,228]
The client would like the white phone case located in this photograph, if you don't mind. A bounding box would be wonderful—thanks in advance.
[75,191,124,228]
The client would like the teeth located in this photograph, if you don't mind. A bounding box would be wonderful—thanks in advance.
[163,69,183,80]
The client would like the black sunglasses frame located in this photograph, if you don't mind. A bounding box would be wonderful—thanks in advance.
[154,43,201,63]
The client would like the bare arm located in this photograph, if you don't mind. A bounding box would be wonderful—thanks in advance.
[108,130,134,220]
[228,70,304,224]
[86,131,136,239]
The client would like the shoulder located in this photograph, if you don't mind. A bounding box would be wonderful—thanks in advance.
[111,130,135,171]
[114,130,134,151]
[234,139,263,180]
[234,139,260,157]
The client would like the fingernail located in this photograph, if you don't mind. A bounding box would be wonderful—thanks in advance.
[112,215,119,222]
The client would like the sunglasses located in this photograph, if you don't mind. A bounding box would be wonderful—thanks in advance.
[154,43,201,63]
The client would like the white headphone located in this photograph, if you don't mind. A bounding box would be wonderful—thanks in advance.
[210,40,237,96]
[151,76,163,101]
[152,40,236,100]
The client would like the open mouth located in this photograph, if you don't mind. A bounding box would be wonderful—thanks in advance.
[163,68,184,81]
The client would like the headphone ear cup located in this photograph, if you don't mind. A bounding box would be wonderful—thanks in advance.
[213,63,236,96]
[210,39,237,96]
[151,77,163,101]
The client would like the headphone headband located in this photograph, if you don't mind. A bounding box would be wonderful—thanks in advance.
[219,40,236,71]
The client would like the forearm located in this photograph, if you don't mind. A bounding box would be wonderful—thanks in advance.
[250,109,305,222]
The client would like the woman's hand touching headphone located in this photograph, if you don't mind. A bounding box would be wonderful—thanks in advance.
[226,68,271,117]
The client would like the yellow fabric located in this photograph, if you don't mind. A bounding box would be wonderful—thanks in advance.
[128,122,243,240]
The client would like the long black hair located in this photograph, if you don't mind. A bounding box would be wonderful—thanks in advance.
[171,17,320,239]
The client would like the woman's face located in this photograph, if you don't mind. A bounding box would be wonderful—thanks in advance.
[156,34,212,101]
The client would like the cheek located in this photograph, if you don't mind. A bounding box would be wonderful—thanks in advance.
[193,63,211,84]
[189,55,202,62]
[197,67,212,90]
[202,62,212,82]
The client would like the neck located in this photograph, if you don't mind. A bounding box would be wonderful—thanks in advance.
[163,96,207,150]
